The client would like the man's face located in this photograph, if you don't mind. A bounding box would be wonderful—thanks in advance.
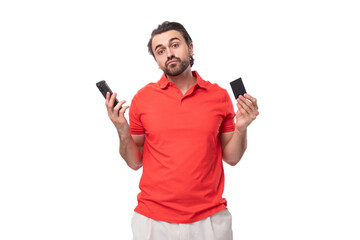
[152,30,193,76]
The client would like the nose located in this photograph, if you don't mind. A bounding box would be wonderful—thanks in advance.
[166,47,174,58]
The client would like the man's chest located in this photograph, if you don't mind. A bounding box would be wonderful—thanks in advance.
[139,92,225,138]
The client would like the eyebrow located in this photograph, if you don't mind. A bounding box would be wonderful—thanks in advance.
[154,37,181,52]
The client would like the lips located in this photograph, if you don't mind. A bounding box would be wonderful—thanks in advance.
[166,59,178,66]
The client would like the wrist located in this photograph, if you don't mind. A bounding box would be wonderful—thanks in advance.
[118,130,131,142]
[235,127,247,135]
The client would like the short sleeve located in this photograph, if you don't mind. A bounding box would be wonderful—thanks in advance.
[219,91,235,133]
[129,94,145,135]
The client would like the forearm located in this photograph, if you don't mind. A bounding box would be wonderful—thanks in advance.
[222,129,247,166]
[119,133,143,170]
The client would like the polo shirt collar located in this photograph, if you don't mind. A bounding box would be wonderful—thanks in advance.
[158,71,208,89]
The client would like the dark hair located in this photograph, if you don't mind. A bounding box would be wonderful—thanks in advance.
[147,21,194,67]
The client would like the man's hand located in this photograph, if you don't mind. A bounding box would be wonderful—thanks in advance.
[105,92,130,138]
[235,93,259,132]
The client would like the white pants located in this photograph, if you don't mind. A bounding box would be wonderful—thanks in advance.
[131,209,233,240]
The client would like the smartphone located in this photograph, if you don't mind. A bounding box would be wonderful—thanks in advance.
[230,77,247,99]
[96,80,121,109]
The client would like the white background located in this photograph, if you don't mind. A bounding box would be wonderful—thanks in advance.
[1,0,359,239]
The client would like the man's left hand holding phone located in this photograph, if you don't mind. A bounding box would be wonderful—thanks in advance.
[96,80,130,136]
[97,80,144,170]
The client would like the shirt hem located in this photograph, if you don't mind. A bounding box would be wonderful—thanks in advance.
[133,205,227,224]
[219,127,236,133]
[130,131,145,135]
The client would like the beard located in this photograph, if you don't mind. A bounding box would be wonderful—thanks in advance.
[163,56,190,77]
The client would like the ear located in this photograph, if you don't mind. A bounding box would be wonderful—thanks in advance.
[188,42,194,56]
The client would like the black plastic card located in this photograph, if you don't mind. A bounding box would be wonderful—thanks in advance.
[230,77,247,99]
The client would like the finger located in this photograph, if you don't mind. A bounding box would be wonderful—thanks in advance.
[237,101,252,120]
[110,100,125,121]
[106,92,114,117]
[114,100,126,113]
[244,93,258,109]
[238,96,259,118]
[236,103,247,115]
[237,101,258,123]
[244,94,259,116]
[237,96,253,114]
[119,105,130,115]
[105,92,110,106]
[239,95,258,115]
[239,95,253,108]
[109,92,117,109]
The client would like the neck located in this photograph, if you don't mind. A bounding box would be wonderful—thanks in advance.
[167,67,197,94]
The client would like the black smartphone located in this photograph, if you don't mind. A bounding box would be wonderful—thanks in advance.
[230,77,247,99]
[96,80,121,109]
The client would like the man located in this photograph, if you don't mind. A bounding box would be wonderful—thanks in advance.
[105,21,259,240]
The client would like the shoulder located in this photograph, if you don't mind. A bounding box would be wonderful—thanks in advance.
[199,77,233,107]
[202,80,231,101]
[132,82,158,101]
[195,71,229,97]
[207,82,227,93]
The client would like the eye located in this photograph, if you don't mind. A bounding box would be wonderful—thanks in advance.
[157,49,164,55]
[172,43,179,48]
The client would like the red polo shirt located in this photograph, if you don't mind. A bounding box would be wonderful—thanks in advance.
[129,71,235,223]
